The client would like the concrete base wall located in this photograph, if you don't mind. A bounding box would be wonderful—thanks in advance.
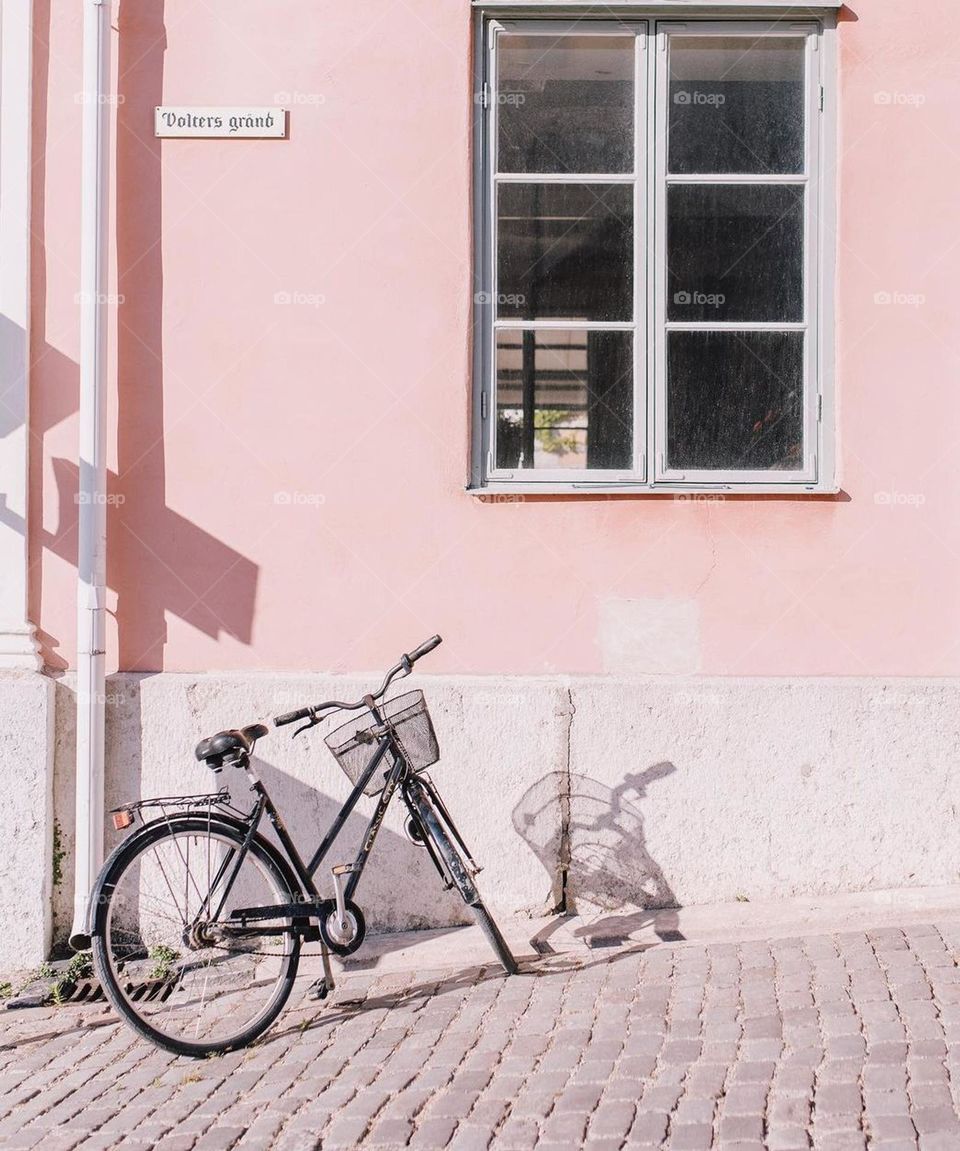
[49,673,571,948]
[0,672,54,968]
[3,672,958,963]
[566,680,960,913]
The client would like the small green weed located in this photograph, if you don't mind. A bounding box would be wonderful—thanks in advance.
[52,822,67,889]
[49,951,93,1004]
[148,944,180,981]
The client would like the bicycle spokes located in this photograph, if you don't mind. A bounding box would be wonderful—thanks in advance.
[98,824,298,1051]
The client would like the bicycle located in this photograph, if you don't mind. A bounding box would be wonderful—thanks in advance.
[86,636,517,1056]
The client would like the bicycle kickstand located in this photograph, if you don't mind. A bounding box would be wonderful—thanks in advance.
[309,940,337,1001]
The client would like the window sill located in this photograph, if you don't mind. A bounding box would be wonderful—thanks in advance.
[467,481,842,497]
[474,1,841,9]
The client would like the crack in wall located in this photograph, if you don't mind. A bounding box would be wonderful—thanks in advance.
[692,503,719,596]
[557,684,575,914]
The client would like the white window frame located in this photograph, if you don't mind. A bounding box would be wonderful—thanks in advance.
[470,10,838,495]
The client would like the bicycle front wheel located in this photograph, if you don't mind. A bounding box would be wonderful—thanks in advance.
[93,816,301,1056]
[404,778,518,975]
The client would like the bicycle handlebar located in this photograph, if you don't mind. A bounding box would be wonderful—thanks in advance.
[273,635,443,728]
[407,634,442,662]
[273,705,318,727]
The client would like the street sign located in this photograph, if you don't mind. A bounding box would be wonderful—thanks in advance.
[155,106,287,138]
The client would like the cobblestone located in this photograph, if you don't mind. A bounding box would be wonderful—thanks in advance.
[5,922,960,1146]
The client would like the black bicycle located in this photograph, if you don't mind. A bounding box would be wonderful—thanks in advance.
[87,636,517,1056]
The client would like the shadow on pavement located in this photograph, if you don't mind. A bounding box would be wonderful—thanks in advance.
[263,945,654,1048]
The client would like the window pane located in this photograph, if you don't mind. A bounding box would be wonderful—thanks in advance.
[497,35,635,174]
[668,37,805,174]
[667,331,804,471]
[497,184,633,323]
[496,329,633,470]
[667,184,803,322]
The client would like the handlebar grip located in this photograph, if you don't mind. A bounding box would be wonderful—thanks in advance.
[274,706,312,727]
[406,634,442,664]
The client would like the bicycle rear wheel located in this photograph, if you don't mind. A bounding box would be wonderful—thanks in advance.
[93,816,301,1056]
[404,777,518,975]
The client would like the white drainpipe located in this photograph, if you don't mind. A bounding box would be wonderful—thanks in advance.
[70,0,111,950]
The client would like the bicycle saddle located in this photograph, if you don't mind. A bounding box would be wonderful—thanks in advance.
[195,723,269,767]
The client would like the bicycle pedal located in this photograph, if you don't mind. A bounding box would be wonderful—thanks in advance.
[308,977,330,1001]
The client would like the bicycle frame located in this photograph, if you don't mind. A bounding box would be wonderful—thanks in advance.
[87,638,518,1057]
[184,690,479,941]
[213,707,409,932]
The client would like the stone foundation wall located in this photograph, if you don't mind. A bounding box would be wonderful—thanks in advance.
[2,670,959,966]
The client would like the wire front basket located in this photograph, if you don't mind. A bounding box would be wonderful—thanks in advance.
[324,690,439,797]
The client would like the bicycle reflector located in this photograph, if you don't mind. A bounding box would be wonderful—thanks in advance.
[112,807,135,830]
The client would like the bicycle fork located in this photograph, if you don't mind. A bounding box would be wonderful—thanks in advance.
[419,775,482,876]
[402,777,480,901]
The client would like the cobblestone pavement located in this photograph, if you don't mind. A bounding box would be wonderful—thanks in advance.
[4,920,960,1150]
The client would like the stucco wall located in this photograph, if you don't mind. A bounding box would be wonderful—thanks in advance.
[24,0,960,679]
[0,672,54,968]
[42,671,960,953]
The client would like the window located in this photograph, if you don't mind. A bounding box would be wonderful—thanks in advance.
[473,17,835,492]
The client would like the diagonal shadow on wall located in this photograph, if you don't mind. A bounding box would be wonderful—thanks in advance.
[27,0,262,944]
[13,0,259,673]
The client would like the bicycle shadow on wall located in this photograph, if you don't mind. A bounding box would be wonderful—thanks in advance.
[251,755,471,943]
[512,763,683,951]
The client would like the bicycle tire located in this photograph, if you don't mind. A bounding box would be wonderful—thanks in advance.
[92,816,301,1057]
[404,779,518,975]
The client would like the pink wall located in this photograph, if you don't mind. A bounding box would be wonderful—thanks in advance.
[28,1,960,677]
